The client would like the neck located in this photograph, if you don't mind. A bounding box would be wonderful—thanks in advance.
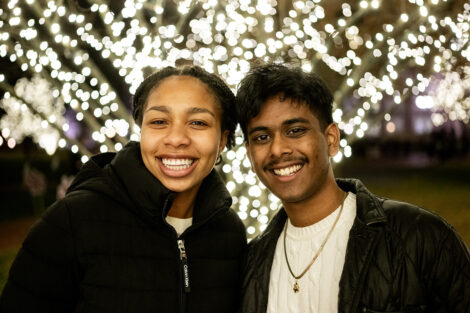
[167,190,197,219]
[283,175,345,227]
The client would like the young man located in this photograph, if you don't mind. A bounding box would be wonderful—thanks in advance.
[236,64,470,313]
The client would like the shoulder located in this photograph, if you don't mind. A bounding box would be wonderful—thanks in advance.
[61,189,112,219]
[381,198,469,288]
[246,209,286,257]
[245,234,270,266]
[214,207,247,237]
[228,208,248,234]
[378,198,470,268]
[51,188,140,237]
[247,231,270,251]
[341,178,459,242]
[212,208,248,240]
[64,188,112,208]
[198,205,247,250]
[32,190,117,234]
[17,199,77,266]
[381,199,457,242]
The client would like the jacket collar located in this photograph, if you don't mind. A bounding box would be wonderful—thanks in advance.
[336,178,387,225]
[109,141,173,218]
[261,178,387,237]
[108,141,232,225]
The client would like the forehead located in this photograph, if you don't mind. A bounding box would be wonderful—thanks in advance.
[146,75,220,111]
[248,95,319,128]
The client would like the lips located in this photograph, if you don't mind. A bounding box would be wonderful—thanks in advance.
[161,158,194,170]
[272,164,303,176]
[158,156,198,177]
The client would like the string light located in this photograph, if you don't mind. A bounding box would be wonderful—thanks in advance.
[0,0,469,237]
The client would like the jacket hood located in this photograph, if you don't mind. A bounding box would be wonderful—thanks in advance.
[67,141,232,225]
[67,151,120,199]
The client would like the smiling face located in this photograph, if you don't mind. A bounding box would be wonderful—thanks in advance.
[246,95,339,205]
[140,75,228,198]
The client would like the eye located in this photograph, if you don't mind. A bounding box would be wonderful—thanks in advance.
[150,119,167,125]
[251,134,270,143]
[287,127,306,136]
[190,120,208,127]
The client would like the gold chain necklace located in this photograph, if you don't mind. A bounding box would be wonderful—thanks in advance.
[283,192,347,293]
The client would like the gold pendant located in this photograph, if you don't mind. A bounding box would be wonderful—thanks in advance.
[293,280,299,293]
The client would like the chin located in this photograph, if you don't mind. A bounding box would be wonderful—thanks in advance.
[164,182,192,193]
[273,190,306,203]
[279,196,302,204]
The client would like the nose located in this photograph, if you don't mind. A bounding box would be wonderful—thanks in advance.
[270,134,292,158]
[163,123,191,148]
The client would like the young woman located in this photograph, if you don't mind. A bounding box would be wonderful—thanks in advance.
[0,66,247,313]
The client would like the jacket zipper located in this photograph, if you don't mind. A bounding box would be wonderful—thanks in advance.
[178,239,191,292]
[162,194,228,312]
[160,195,193,312]
[178,239,190,312]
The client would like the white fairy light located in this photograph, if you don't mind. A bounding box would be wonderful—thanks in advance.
[0,0,468,238]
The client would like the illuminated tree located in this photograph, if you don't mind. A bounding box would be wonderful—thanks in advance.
[0,0,469,236]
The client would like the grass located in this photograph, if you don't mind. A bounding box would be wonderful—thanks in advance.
[0,217,37,295]
[0,247,19,294]
[337,161,470,245]
[362,176,469,244]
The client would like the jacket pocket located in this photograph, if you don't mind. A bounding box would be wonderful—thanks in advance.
[361,305,427,313]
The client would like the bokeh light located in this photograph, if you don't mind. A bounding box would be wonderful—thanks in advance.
[0,0,469,237]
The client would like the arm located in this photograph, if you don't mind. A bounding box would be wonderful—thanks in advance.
[428,225,470,313]
[0,200,79,313]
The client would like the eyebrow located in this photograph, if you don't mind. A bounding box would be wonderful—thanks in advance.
[283,117,310,125]
[248,117,310,135]
[145,105,215,117]
[248,126,269,136]
[145,105,169,113]
[187,107,215,117]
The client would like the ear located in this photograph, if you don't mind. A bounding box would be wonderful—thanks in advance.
[218,130,229,155]
[324,123,340,157]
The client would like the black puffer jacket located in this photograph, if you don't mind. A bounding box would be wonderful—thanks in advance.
[0,141,247,313]
[241,179,470,313]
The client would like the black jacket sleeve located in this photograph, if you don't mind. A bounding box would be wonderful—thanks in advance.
[429,222,470,313]
[0,200,80,313]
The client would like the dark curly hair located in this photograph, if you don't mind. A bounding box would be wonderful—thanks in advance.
[236,63,334,142]
[132,66,237,149]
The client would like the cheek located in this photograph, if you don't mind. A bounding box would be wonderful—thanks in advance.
[194,131,221,157]
[314,151,327,167]
[139,133,149,151]
[315,143,330,164]
[140,129,161,152]
[140,131,151,147]
[248,148,264,171]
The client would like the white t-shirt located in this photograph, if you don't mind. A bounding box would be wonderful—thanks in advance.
[266,192,357,313]
[166,216,193,237]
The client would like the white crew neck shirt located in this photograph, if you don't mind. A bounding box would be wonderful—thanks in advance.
[266,192,357,313]
[166,216,193,237]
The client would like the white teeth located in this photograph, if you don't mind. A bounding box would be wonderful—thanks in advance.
[273,164,302,176]
[162,158,194,170]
